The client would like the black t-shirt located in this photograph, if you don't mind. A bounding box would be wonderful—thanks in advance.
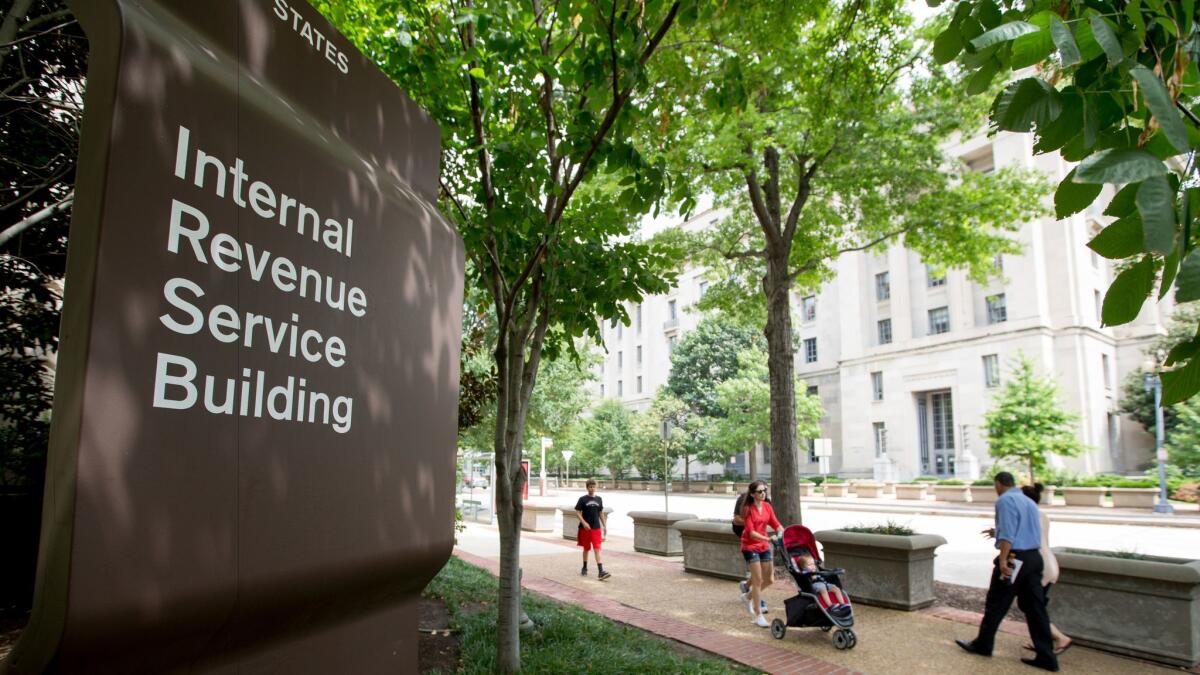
[575,494,604,529]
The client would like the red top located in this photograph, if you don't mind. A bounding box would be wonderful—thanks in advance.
[740,500,782,553]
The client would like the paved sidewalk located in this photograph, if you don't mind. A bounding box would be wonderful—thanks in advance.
[455,521,1189,674]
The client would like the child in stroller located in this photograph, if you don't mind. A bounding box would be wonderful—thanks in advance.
[769,524,858,650]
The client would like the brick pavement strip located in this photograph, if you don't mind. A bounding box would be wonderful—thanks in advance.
[453,548,858,674]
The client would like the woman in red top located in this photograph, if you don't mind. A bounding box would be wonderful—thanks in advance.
[740,479,782,627]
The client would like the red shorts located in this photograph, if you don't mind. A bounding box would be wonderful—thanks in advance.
[577,526,603,551]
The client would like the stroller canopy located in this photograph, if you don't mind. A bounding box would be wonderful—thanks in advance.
[782,525,821,563]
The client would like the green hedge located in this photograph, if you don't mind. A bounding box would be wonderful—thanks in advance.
[912,476,939,483]
[935,479,965,485]
[971,478,994,486]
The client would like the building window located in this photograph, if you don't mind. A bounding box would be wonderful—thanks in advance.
[927,265,946,287]
[983,354,1000,388]
[668,299,677,320]
[699,280,709,297]
[617,322,623,339]
[617,380,623,397]
[986,293,1007,324]
[928,306,950,335]
[966,148,995,173]
[804,338,818,363]
[668,335,678,354]
[600,383,605,397]
[807,438,817,462]
[877,319,893,345]
[993,253,1004,273]
[807,385,819,397]
[871,371,884,401]
[873,422,887,458]
[635,304,642,334]
[637,375,643,393]
[1102,353,1112,391]
[875,272,890,300]
[1094,290,1103,324]
[636,345,643,367]
[617,351,623,369]
[802,295,817,322]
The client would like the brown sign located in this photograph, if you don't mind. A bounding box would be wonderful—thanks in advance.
[3,1,462,672]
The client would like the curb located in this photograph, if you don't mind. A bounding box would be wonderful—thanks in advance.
[453,548,860,675]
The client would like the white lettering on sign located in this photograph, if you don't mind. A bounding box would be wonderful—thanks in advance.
[151,125,364,435]
[272,0,350,75]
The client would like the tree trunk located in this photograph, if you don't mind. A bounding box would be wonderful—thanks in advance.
[1029,459,1036,486]
[749,443,758,480]
[764,251,801,526]
[493,317,544,673]
[684,454,690,488]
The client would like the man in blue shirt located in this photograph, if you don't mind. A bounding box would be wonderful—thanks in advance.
[955,472,1058,672]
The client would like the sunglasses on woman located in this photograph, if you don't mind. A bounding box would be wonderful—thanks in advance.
[754,489,767,494]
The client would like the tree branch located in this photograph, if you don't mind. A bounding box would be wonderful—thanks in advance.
[0,192,73,249]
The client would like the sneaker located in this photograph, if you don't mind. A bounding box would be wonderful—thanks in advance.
[754,615,769,628]
[739,591,749,603]
[739,580,749,595]
[760,600,769,614]
[598,570,612,580]
[747,600,757,617]
[580,567,588,576]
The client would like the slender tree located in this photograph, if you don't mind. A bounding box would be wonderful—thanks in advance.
[983,355,1086,483]
[660,1,1045,524]
[321,2,700,669]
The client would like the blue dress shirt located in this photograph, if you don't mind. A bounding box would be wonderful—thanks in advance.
[994,486,1042,551]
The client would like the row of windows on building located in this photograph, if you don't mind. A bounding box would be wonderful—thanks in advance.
[800,294,1008,364]
[861,356,1003,408]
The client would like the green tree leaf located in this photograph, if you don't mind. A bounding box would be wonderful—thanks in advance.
[1087,214,1144,259]
[1136,175,1177,254]
[970,21,1039,50]
[933,24,963,64]
[991,78,1063,132]
[1161,245,1181,300]
[1090,13,1125,67]
[1130,65,1191,154]
[1049,16,1081,66]
[1175,249,1200,302]
[1054,168,1102,218]
[1074,148,1167,183]
[1163,355,1200,405]
[1104,182,1140,217]
[1101,256,1154,326]
[1010,13,1055,69]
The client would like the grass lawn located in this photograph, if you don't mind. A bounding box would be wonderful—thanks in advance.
[426,557,757,674]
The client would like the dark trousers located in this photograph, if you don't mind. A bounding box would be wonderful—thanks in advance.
[974,549,1057,667]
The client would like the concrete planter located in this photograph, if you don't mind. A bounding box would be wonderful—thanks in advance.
[1053,548,1200,667]
[855,482,885,498]
[815,530,948,611]
[688,481,712,494]
[932,485,970,502]
[1041,485,1056,506]
[1062,486,1106,507]
[1110,487,1161,509]
[628,511,697,556]
[895,484,928,500]
[883,481,898,495]
[846,482,857,494]
[798,482,815,497]
[823,483,849,498]
[968,486,998,503]
[714,482,739,494]
[520,504,557,532]
[676,519,747,580]
[558,505,613,541]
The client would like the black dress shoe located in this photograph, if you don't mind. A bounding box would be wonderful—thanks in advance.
[1021,657,1060,672]
[955,639,991,657]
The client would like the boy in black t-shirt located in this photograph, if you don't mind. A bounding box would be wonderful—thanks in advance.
[574,479,610,579]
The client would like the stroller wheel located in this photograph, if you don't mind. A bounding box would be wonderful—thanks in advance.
[846,629,857,649]
[770,618,786,640]
[833,629,852,650]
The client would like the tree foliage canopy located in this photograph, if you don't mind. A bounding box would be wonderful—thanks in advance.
[710,347,823,462]
[983,354,1086,482]
[932,0,1200,403]
[666,315,763,418]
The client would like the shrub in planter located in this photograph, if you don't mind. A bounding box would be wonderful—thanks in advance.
[855,481,885,498]
[1061,486,1106,507]
[1173,482,1200,503]
[816,523,946,610]
[894,482,928,500]
[932,480,970,502]
[1108,479,1161,509]
[912,476,939,483]
[1052,548,1200,667]
[823,480,849,498]
[969,479,999,503]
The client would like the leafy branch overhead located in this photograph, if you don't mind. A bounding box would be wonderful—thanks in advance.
[931,0,1200,402]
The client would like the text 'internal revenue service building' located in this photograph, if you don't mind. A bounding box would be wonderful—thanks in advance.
[4,1,464,673]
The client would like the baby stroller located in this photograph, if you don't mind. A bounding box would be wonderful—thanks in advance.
[770,524,858,650]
